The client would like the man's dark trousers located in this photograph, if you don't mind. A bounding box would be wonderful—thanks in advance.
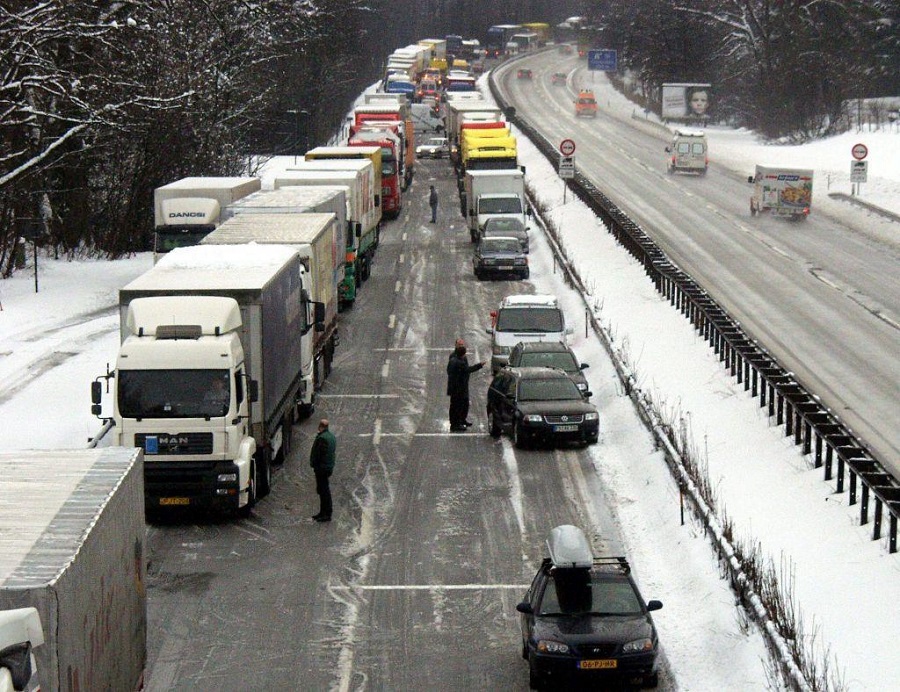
[315,469,332,517]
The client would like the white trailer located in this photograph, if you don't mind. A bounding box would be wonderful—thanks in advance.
[152,177,260,262]
[0,448,146,692]
[749,165,814,219]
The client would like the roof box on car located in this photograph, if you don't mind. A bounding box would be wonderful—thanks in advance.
[547,525,593,569]
[501,294,558,308]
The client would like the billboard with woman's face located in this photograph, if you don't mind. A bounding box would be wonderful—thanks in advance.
[661,83,712,119]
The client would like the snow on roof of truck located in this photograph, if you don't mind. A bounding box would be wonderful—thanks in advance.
[500,294,558,308]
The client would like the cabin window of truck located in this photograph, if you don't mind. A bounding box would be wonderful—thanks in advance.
[119,369,233,418]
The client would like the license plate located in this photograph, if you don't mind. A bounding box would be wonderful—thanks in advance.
[578,659,617,670]
[159,497,190,506]
[554,424,579,432]
[499,265,514,270]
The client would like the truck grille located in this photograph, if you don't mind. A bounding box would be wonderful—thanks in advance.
[135,432,213,455]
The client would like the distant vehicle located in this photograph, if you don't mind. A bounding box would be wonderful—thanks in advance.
[575,90,598,117]
[551,72,567,86]
[748,165,814,219]
[416,137,449,159]
[559,43,574,55]
[480,216,529,253]
[472,60,485,75]
[473,236,529,280]
[486,366,598,447]
[517,525,663,689]
[665,128,708,175]
[507,341,589,397]
[517,68,534,80]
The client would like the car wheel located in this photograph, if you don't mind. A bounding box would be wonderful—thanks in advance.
[643,672,659,688]
[520,269,529,280]
[513,422,528,449]
[488,409,501,438]
[528,665,544,690]
[521,639,528,660]
[475,269,484,281]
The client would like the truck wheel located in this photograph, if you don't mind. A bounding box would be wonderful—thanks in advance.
[513,422,528,449]
[361,256,370,281]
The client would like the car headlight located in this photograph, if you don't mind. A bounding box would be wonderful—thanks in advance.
[524,414,543,423]
[492,345,510,356]
[536,640,570,654]
[576,383,588,391]
[584,411,599,421]
[622,638,654,653]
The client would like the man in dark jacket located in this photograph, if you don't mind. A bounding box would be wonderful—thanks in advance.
[429,185,439,223]
[446,339,485,431]
[309,418,336,522]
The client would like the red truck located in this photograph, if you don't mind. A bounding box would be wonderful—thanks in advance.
[349,127,403,218]
[352,106,415,189]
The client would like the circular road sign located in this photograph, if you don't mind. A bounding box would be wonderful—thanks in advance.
[852,143,868,161]
[559,138,576,156]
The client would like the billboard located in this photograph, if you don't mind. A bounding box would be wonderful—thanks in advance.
[661,83,712,119]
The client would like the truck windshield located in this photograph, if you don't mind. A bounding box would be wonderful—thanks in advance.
[154,227,215,253]
[479,198,522,214]
[119,369,231,419]
[496,307,563,333]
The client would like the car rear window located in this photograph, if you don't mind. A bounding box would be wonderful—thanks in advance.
[519,352,578,372]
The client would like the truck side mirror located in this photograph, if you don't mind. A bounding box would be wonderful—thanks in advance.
[526,207,533,217]
[374,194,381,207]
[91,380,102,405]
[248,379,259,404]
[313,301,326,325]
[665,147,671,153]
[747,175,754,183]
[355,222,362,239]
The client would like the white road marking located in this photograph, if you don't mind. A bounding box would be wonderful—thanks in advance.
[357,432,483,437]
[381,360,390,378]
[388,314,395,329]
[373,418,382,445]
[399,253,405,263]
[318,394,399,399]
[395,280,401,293]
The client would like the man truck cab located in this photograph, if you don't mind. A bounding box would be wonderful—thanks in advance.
[665,128,708,175]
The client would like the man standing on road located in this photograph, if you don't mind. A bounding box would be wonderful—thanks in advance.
[429,185,439,223]
[446,339,484,431]
[309,418,336,522]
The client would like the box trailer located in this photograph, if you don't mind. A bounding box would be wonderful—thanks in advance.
[0,448,146,692]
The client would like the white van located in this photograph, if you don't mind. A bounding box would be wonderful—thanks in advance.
[665,128,708,175]
[486,294,572,373]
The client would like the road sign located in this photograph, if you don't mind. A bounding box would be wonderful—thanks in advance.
[559,138,576,156]
[851,143,868,161]
[851,160,868,182]
[559,155,575,179]
[588,49,617,72]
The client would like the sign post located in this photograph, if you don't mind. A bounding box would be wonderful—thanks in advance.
[851,143,868,195]
[558,140,576,203]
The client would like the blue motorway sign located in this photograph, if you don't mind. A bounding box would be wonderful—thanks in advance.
[588,49,617,72]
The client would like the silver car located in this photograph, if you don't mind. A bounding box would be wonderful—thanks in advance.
[416,137,449,159]
[480,216,529,252]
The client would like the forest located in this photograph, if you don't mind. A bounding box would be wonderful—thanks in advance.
[0,0,896,270]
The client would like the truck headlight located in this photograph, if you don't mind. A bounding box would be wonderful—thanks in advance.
[584,412,599,421]
[217,473,237,483]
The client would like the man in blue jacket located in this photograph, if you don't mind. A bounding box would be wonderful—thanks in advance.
[310,419,336,522]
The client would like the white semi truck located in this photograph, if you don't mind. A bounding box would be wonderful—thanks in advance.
[0,448,145,691]
[152,176,261,262]
[201,211,342,408]
[94,244,324,517]
[464,169,530,242]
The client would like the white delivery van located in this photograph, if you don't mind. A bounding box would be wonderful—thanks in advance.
[486,294,572,373]
[665,128,707,175]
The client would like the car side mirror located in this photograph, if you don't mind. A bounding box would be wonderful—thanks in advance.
[580,363,589,370]
[485,327,494,334]
[516,601,534,615]
[665,147,671,153]
[747,175,754,184]
[646,600,663,612]
[566,327,574,335]
[584,392,593,398]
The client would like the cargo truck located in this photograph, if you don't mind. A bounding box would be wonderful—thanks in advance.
[152,177,260,262]
[304,146,384,223]
[464,169,530,242]
[349,127,405,212]
[0,448,146,692]
[277,164,380,284]
[748,165,814,219]
[352,105,415,188]
[222,186,356,307]
[95,244,324,516]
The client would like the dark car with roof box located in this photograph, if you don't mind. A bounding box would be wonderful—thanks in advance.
[507,341,589,398]
[480,216,529,253]
[517,525,663,689]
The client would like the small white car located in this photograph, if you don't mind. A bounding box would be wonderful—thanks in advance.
[415,137,449,159]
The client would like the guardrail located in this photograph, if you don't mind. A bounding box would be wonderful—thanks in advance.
[489,75,900,554]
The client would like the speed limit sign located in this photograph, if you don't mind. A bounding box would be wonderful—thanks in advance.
[852,143,868,161]
[559,138,576,156]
